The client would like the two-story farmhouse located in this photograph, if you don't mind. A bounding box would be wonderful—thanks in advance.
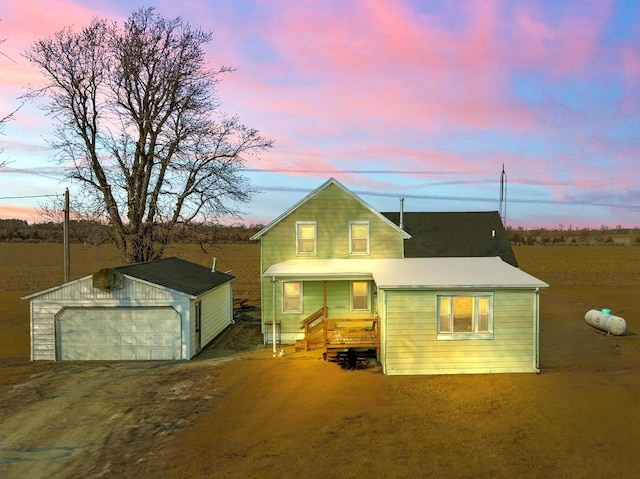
[251,178,548,375]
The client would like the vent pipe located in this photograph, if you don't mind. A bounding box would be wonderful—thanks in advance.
[211,257,217,272]
[399,198,405,230]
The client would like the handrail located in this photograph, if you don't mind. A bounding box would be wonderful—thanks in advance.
[299,307,326,329]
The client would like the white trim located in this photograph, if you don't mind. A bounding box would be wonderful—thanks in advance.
[349,221,370,255]
[282,281,303,313]
[350,280,371,312]
[436,293,494,340]
[296,221,317,256]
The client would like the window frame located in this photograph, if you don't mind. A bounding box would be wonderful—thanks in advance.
[437,293,494,340]
[349,221,370,255]
[296,221,317,256]
[282,281,303,313]
[350,280,371,312]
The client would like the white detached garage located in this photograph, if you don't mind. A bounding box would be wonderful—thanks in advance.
[24,257,235,361]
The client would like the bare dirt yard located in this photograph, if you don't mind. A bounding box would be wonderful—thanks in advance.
[1,243,639,478]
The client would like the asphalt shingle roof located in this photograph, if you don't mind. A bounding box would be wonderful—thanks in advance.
[115,257,235,296]
[382,211,519,267]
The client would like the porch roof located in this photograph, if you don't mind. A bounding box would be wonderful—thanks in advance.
[263,257,548,289]
[263,259,375,281]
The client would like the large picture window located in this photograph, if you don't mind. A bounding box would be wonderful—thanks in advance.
[438,294,493,339]
[351,281,370,311]
[282,282,302,313]
[349,222,370,255]
[296,222,316,255]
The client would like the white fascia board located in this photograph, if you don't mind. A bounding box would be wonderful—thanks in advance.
[265,272,374,281]
[377,283,548,290]
[21,274,93,300]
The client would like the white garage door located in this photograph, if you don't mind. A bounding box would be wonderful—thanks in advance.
[56,307,182,360]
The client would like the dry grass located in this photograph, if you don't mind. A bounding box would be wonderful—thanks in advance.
[0,242,261,302]
[514,245,640,288]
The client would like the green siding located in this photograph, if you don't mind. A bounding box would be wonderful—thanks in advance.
[261,183,404,269]
[383,289,537,375]
[262,280,376,338]
[259,182,404,341]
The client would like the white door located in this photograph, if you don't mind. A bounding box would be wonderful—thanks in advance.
[56,307,182,360]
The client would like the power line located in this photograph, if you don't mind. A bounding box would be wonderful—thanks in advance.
[0,194,61,200]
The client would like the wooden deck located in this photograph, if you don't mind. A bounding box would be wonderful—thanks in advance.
[298,308,379,358]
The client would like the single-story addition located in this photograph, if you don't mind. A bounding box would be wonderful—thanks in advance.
[264,256,549,375]
[24,257,235,361]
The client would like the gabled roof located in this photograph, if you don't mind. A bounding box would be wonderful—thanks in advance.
[263,257,547,289]
[115,257,235,297]
[23,257,234,300]
[251,177,411,240]
[382,211,518,267]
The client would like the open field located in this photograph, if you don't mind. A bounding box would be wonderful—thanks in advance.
[1,244,639,478]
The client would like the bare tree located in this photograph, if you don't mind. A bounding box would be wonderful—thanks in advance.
[24,8,272,263]
[0,110,13,168]
[0,29,18,168]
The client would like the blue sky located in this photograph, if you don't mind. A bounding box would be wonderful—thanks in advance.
[1,0,639,229]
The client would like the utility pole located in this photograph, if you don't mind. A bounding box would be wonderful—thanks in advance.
[499,164,507,227]
[63,188,70,282]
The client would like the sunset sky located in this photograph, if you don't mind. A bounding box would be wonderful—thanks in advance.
[1,0,639,229]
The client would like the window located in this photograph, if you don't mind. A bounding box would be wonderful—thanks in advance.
[351,281,370,311]
[296,222,316,255]
[282,282,303,313]
[350,222,370,255]
[438,294,493,339]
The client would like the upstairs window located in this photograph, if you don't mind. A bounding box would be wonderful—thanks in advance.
[350,222,370,255]
[283,282,302,313]
[438,294,493,340]
[351,281,370,311]
[296,222,316,255]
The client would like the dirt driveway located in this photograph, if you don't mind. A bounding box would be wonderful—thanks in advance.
[0,357,231,478]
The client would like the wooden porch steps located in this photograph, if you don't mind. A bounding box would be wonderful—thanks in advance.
[296,309,380,363]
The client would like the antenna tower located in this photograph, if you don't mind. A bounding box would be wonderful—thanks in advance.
[499,164,507,226]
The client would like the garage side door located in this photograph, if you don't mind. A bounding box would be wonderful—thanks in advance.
[56,307,182,360]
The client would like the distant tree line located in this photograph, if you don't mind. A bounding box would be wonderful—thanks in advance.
[507,226,640,246]
[0,219,263,244]
[2,219,639,246]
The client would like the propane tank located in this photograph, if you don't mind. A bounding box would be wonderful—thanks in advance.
[584,309,626,336]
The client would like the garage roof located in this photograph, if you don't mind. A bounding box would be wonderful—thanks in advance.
[263,257,548,289]
[115,257,235,296]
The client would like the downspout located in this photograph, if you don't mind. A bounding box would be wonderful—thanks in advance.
[30,301,34,361]
[382,289,387,374]
[272,276,277,357]
[533,287,540,373]
[399,198,406,259]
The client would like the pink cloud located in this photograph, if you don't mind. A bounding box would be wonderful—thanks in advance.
[622,48,640,80]
[0,204,40,222]
[212,0,619,143]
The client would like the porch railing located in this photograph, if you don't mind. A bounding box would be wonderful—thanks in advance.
[299,307,326,352]
[298,310,379,352]
[323,318,379,350]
